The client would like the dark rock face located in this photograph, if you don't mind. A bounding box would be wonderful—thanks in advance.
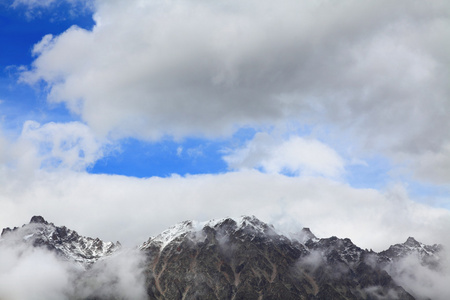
[141,217,310,299]
[30,215,48,224]
[139,216,418,299]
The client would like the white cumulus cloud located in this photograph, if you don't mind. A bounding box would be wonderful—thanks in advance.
[224,133,345,178]
[0,121,106,176]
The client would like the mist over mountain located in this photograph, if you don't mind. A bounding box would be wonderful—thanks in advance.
[0,216,446,299]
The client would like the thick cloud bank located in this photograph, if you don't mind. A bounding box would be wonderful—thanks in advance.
[0,169,449,252]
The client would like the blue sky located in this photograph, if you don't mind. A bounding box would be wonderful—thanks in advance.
[1,0,450,250]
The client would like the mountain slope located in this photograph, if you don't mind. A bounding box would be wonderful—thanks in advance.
[0,215,444,299]
[139,216,419,299]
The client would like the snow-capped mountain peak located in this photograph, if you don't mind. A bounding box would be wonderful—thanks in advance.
[140,220,198,251]
[140,215,279,252]
[377,236,443,269]
[0,216,120,267]
[205,215,277,237]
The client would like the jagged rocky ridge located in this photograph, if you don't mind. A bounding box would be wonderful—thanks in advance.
[0,215,120,267]
[0,215,444,299]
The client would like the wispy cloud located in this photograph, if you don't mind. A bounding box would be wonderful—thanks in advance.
[0,241,147,300]
[11,0,92,9]
[386,253,450,300]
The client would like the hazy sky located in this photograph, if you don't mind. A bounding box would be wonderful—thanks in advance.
[0,0,449,251]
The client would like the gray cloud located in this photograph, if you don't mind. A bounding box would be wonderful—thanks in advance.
[18,0,450,184]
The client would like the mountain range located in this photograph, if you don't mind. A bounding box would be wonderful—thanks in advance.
[0,216,444,299]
